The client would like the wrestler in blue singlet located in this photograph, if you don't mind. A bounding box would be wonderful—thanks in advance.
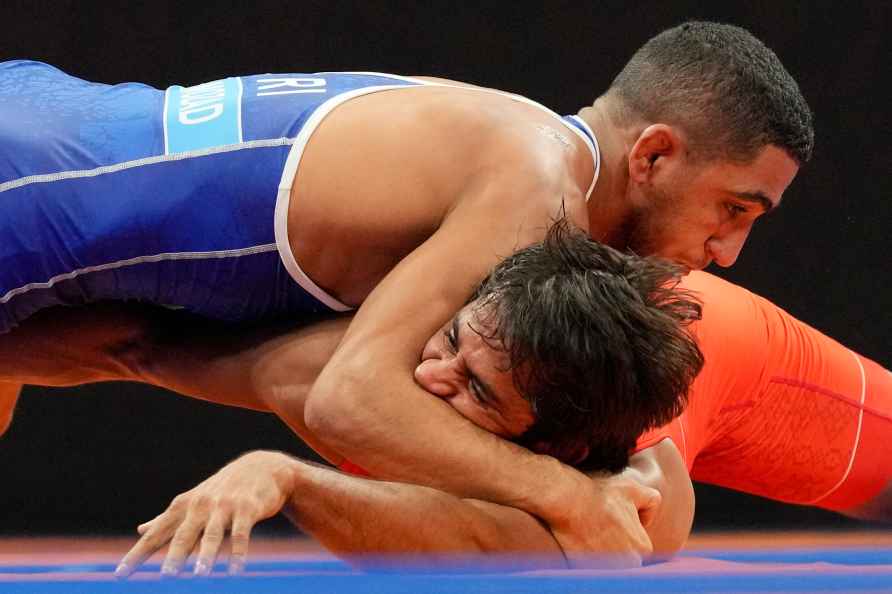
[0,61,600,333]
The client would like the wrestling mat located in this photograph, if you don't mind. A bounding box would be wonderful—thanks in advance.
[1,531,890,593]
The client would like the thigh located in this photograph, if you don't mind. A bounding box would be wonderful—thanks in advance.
[692,348,891,512]
[830,358,892,518]
[0,302,155,385]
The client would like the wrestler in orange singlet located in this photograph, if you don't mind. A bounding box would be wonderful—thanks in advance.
[637,272,892,513]
[113,265,890,576]
[341,270,892,514]
[330,269,892,524]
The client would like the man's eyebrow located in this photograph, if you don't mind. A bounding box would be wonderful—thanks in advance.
[459,317,499,406]
[733,191,776,213]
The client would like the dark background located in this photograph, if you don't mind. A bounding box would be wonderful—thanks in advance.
[1,1,889,536]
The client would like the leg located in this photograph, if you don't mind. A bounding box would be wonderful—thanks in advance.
[0,301,353,458]
[136,312,353,461]
[0,301,349,409]
[845,481,892,521]
[0,382,21,437]
[0,302,155,386]
[826,359,892,521]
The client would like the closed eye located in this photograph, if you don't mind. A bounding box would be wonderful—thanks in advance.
[444,321,458,352]
[469,378,487,405]
[727,203,749,217]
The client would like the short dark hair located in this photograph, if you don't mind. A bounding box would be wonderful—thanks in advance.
[607,21,813,165]
[471,219,703,472]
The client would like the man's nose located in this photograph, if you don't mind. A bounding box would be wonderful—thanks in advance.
[414,357,462,398]
[708,225,750,268]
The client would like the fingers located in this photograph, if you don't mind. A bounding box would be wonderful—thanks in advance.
[564,545,645,570]
[193,509,230,576]
[617,487,655,559]
[626,518,654,560]
[117,497,264,578]
[227,512,255,575]
[115,452,289,579]
[555,475,658,570]
[160,511,208,577]
[137,513,163,535]
[115,512,181,579]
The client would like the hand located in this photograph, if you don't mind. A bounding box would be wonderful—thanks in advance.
[115,451,297,578]
[546,472,660,568]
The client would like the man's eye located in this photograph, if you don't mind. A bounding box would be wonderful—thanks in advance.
[469,379,486,405]
[444,328,457,350]
[727,203,748,217]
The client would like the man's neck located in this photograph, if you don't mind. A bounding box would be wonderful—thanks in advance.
[577,100,634,248]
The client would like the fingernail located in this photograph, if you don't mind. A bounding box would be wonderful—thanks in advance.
[194,561,208,576]
[228,561,244,576]
[161,564,177,577]
[114,563,128,578]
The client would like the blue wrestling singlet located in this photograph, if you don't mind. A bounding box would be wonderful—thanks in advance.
[0,61,600,333]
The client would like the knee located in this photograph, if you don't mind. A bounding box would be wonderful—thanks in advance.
[96,304,190,382]
[0,384,21,437]
[100,320,159,381]
[0,409,12,437]
[840,483,892,522]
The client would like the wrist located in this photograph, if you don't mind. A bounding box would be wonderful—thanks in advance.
[520,454,585,522]
[240,450,303,496]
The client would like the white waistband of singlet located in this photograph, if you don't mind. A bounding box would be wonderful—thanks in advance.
[274,73,602,312]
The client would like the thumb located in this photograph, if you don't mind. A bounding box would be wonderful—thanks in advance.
[137,521,152,535]
[631,485,661,529]
[625,481,661,507]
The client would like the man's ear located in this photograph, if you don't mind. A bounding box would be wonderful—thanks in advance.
[628,124,685,183]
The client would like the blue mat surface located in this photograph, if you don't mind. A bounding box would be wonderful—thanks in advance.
[2,548,892,593]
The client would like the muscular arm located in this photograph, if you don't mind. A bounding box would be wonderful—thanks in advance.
[121,440,691,576]
[285,460,566,564]
[297,147,654,559]
[287,439,692,563]
[305,178,568,495]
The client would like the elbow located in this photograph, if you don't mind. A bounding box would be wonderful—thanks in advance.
[646,478,694,564]
[303,365,369,443]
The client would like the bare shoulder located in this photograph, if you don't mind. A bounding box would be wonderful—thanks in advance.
[323,81,592,203]
[421,90,593,228]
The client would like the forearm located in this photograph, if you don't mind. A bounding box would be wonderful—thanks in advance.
[282,455,566,564]
[306,366,575,516]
